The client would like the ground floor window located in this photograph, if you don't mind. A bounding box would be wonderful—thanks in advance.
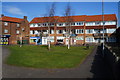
[30,39,36,43]
[57,39,63,42]
[76,36,84,40]
[0,38,9,45]
[86,37,94,42]
[49,36,54,42]
[107,37,116,42]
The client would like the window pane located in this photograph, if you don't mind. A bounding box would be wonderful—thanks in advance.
[4,22,8,26]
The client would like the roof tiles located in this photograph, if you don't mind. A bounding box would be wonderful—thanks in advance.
[30,14,117,24]
[0,16,24,23]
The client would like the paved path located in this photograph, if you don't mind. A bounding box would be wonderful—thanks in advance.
[2,45,113,79]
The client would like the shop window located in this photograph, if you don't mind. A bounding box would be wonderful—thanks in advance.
[30,39,36,43]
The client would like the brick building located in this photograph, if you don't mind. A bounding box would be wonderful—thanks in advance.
[29,14,117,45]
[0,15,30,45]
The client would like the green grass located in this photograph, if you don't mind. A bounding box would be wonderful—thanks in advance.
[6,45,95,68]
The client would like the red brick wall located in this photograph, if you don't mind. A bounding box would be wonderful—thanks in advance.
[2,19,29,44]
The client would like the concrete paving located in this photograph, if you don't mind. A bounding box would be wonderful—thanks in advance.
[2,45,113,79]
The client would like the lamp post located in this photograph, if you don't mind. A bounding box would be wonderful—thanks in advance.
[102,0,105,57]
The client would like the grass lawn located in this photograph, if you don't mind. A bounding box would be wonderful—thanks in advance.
[6,45,95,68]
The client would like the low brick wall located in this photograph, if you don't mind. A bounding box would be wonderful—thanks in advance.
[104,45,120,79]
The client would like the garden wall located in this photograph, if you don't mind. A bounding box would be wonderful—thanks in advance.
[104,45,120,80]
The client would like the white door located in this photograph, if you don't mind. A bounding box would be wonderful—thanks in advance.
[42,37,47,45]
[66,39,69,45]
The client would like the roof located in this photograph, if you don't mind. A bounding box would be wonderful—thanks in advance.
[0,16,24,23]
[30,16,59,23]
[58,15,86,22]
[86,14,117,22]
[30,14,117,24]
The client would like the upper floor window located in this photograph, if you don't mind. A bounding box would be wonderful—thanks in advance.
[43,30,48,34]
[17,23,20,27]
[76,29,84,34]
[50,30,54,34]
[33,24,36,26]
[58,23,63,26]
[4,29,8,33]
[22,28,25,31]
[38,23,41,26]
[30,24,34,27]
[65,23,69,26]
[43,23,47,26]
[48,23,54,26]
[57,30,64,34]
[86,29,93,34]
[71,22,75,26]
[103,21,105,25]
[107,29,116,33]
[30,30,33,34]
[59,30,63,34]
[103,21,116,25]
[94,29,106,33]
[76,22,83,25]
[95,22,100,25]
[86,22,95,26]
[16,30,20,34]
[4,22,8,26]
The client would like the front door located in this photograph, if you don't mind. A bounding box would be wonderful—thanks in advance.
[42,37,47,45]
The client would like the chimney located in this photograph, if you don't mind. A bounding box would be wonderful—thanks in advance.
[1,14,4,17]
[24,16,27,20]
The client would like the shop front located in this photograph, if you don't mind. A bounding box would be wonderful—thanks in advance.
[30,37,42,45]
[0,35,10,45]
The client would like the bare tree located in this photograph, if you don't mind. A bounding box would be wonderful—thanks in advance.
[64,3,73,49]
[44,3,56,50]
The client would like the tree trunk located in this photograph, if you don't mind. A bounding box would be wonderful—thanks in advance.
[20,36,22,47]
[68,36,70,49]
[48,31,51,50]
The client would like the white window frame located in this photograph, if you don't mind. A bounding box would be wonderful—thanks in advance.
[17,23,20,27]
[4,22,8,26]
[30,30,33,34]
[76,22,84,26]
[4,29,8,33]
[86,29,93,34]
[16,30,20,34]
[86,37,94,42]
[30,24,34,27]
[76,29,84,34]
